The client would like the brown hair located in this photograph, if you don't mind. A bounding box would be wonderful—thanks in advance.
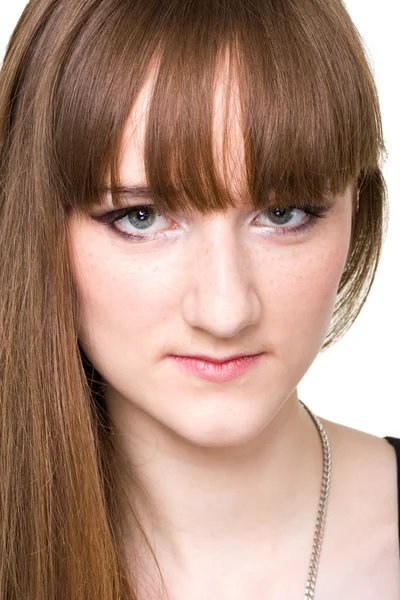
[0,0,387,598]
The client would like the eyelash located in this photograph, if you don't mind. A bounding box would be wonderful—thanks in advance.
[93,204,329,242]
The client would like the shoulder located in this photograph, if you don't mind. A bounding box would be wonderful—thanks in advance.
[319,417,398,533]
[316,418,400,598]
[319,417,398,505]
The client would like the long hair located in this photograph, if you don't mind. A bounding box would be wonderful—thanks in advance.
[0,0,387,597]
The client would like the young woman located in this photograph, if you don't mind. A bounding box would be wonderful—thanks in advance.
[0,0,399,598]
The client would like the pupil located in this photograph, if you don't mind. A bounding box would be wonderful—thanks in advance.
[137,208,148,221]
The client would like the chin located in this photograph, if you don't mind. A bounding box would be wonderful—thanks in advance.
[166,401,277,449]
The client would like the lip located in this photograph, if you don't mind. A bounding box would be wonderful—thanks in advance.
[174,353,262,364]
[170,353,264,382]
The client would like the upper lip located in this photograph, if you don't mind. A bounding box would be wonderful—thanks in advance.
[171,353,263,364]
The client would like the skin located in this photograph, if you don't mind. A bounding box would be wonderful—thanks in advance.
[68,66,399,598]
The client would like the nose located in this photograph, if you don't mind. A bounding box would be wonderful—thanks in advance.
[181,216,262,339]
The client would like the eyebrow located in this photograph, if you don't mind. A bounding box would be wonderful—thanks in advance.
[103,185,153,199]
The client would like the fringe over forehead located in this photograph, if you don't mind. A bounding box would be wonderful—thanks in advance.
[6,0,385,215]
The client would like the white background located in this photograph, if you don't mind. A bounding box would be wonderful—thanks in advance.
[1,1,398,437]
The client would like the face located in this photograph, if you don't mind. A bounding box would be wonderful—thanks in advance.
[68,71,354,449]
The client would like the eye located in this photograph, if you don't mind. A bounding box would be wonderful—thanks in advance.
[253,205,330,237]
[118,206,168,232]
[258,207,307,228]
[90,204,175,242]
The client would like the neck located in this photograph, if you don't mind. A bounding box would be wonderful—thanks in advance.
[106,389,324,585]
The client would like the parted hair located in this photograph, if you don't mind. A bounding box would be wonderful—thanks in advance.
[0,0,387,598]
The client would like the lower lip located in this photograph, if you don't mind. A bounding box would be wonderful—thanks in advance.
[170,354,264,382]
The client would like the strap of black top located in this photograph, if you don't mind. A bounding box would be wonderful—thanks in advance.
[384,436,400,550]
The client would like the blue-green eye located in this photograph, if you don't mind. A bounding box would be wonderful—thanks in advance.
[117,205,170,237]
[264,207,299,226]
[126,206,159,230]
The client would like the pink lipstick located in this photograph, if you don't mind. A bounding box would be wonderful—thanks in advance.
[170,353,264,382]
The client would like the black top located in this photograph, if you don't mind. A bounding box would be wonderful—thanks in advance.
[384,436,400,546]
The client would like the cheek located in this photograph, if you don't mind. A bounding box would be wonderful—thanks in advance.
[265,234,350,367]
[69,229,178,375]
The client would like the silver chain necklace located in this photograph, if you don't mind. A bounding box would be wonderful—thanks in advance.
[298,400,332,599]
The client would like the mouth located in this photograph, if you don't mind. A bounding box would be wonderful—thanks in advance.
[171,353,264,364]
[169,353,265,382]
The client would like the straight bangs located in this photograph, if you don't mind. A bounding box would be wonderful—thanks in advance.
[33,0,384,218]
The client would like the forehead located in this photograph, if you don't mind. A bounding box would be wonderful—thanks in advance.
[118,55,246,199]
